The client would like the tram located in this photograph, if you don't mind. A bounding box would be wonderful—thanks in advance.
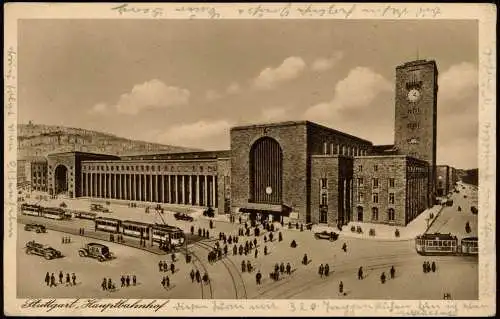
[21,203,42,217]
[151,224,185,246]
[121,220,151,239]
[95,217,121,233]
[41,207,71,220]
[72,210,98,220]
[415,233,478,256]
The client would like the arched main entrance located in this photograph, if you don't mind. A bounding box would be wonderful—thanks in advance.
[54,165,68,195]
[249,137,283,205]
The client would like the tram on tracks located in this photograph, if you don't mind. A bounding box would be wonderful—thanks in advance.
[94,217,185,247]
[20,204,71,220]
[415,233,478,256]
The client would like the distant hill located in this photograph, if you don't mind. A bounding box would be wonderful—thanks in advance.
[17,123,201,160]
[457,168,479,186]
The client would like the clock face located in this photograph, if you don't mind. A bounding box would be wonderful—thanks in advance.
[407,89,421,102]
[265,186,273,195]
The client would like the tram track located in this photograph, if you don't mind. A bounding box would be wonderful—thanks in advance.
[194,241,248,299]
[182,248,214,299]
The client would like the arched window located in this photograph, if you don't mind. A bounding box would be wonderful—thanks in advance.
[249,137,283,204]
[372,207,379,220]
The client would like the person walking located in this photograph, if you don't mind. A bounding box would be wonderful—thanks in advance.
[196,270,201,283]
[101,278,107,291]
[161,276,166,288]
[190,269,195,283]
[324,264,330,277]
[278,232,283,242]
[171,253,176,263]
[241,260,246,273]
[256,271,262,285]
[302,254,308,265]
[431,261,436,273]
[339,281,344,294]
[264,245,268,256]
[390,266,396,279]
[72,273,76,286]
[280,262,285,274]
[380,272,386,284]
[233,245,237,256]
[45,272,50,286]
[269,232,274,242]
[166,276,170,288]
[319,264,324,278]
[133,275,137,286]
[254,248,258,259]
[286,262,291,275]
[121,276,126,287]
[126,275,130,287]
[247,260,252,273]
[170,263,175,274]
[59,271,64,284]
[423,261,427,273]
[107,278,113,291]
[358,267,363,280]
[342,242,347,252]
[158,260,163,272]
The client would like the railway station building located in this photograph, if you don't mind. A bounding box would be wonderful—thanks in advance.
[33,59,441,227]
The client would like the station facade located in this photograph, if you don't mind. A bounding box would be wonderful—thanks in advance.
[30,59,446,226]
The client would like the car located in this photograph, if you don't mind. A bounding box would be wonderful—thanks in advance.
[203,207,215,218]
[174,212,194,222]
[25,241,63,260]
[78,243,114,262]
[314,231,339,241]
[24,223,47,233]
[90,204,111,213]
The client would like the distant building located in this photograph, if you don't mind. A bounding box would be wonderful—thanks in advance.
[31,159,48,192]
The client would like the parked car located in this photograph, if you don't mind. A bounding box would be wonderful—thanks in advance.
[174,212,194,222]
[24,223,47,233]
[25,241,63,260]
[314,231,339,241]
[90,204,111,213]
[78,243,114,262]
[203,207,215,218]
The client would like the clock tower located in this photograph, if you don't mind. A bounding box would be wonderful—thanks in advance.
[394,59,438,204]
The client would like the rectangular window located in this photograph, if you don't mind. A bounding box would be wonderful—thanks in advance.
[372,193,379,203]
[321,193,328,206]
[372,178,379,188]
[374,165,378,172]
[389,178,395,188]
[357,178,364,187]
[357,192,364,202]
[372,208,379,220]
[358,165,363,172]
[389,193,395,204]
[320,178,328,189]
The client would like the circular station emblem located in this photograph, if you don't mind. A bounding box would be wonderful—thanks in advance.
[265,186,273,195]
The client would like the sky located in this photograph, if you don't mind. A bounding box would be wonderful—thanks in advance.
[18,19,479,169]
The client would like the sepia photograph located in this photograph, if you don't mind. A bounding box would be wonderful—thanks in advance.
[4,3,496,317]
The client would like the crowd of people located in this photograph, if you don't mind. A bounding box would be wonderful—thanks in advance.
[45,271,77,287]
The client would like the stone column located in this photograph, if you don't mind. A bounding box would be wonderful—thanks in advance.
[138,175,142,201]
[204,175,208,206]
[196,175,200,205]
[161,175,165,203]
[132,174,136,201]
[149,174,153,203]
[181,175,185,204]
[174,175,178,204]
[212,176,216,209]
[168,175,172,203]
[188,175,193,205]
[154,174,158,203]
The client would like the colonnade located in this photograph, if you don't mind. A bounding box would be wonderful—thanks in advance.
[81,173,218,207]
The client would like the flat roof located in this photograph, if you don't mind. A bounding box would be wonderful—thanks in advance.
[120,150,231,160]
[47,151,119,158]
[230,120,373,144]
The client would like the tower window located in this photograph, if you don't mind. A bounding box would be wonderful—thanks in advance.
[321,193,328,206]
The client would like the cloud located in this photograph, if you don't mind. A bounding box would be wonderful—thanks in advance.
[311,52,344,72]
[226,82,241,95]
[304,67,392,119]
[205,89,222,101]
[261,107,289,123]
[156,120,231,150]
[438,62,478,103]
[254,56,307,90]
[110,79,190,115]
[89,102,108,114]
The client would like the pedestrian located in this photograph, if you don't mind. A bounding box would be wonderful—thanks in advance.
[170,263,175,274]
[431,261,436,273]
[133,275,137,286]
[274,263,279,273]
[302,254,308,265]
[319,264,324,277]
[161,276,166,288]
[256,271,262,285]
[45,272,50,286]
[390,266,395,279]
[358,267,363,280]
[72,273,76,286]
[426,261,432,273]
[239,245,243,255]
[166,276,170,288]
[209,220,213,229]
[196,270,201,283]
[239,216,242,224]
[269,232,274,242]
[339,281,344,294]
[228,236,233,245]
[101,278,107,291]
[423,261,427,273]
[61,236,64,244]
[264,235,267,243]
[198,228,202,237]
[286,262,291,275]
[342,242,347,252]
[253,238,257,247]
[206,230,210,238]
[107,278,113,290]
[242,260,246,272]
[324,264,330,277]
[171,253,176,263]
[380,272,386,284]
[159,260,163,272]
[233,245,237,256]
[247,260,252,272]
[59,271,63,284]
[190,269,195,283]
[264,245,268,255]
[121,275,125,287]
[126,275,130,287]
[224,245,228,256]
[203,272,209,284]
[203,229,206,237]
[255,249,258,258]
[278,232,283,242]
[191,226,194,235]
